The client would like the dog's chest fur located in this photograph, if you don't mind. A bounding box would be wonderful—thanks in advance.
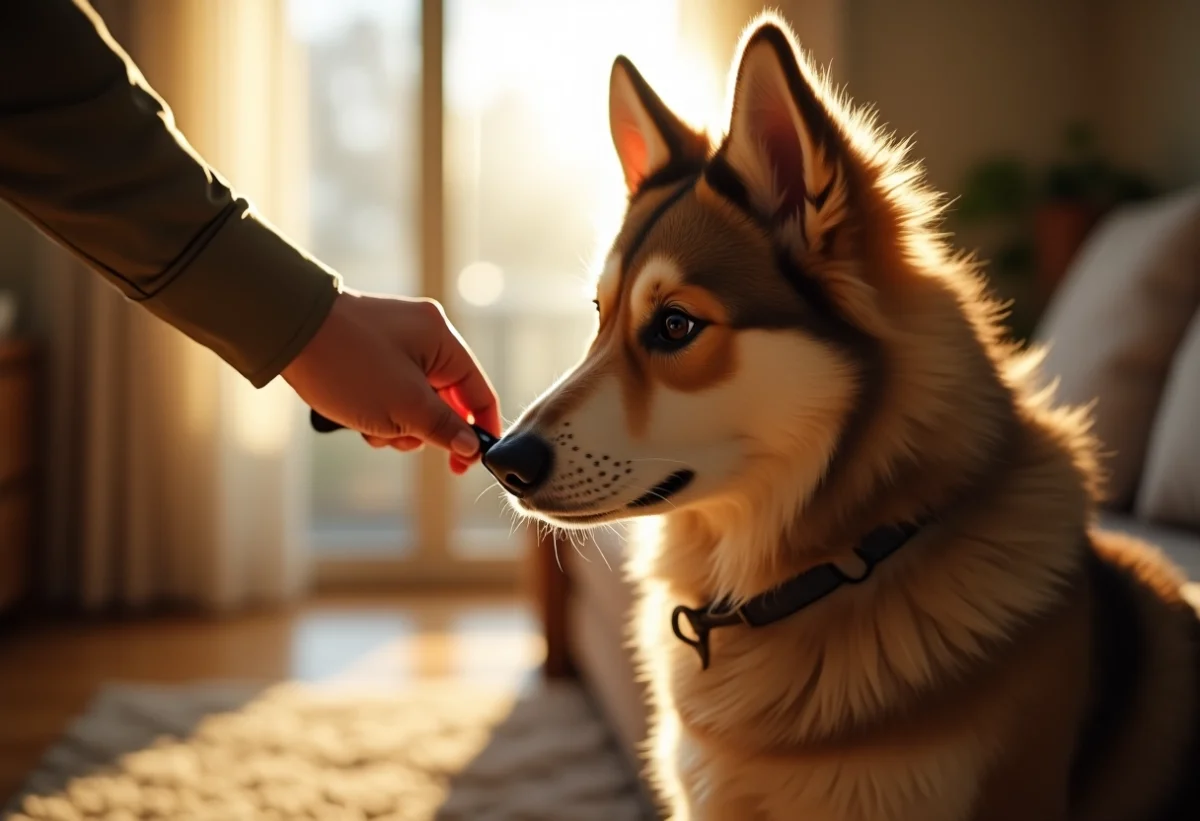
[629,491,1095,821]
[635,578,992,821]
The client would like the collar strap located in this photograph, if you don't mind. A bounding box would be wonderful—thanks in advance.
[670,521,924,670]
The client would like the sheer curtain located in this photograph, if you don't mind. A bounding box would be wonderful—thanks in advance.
[34,0,313,612]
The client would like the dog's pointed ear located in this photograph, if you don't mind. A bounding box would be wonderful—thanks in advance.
[722,23,851,255]
[609,56,708,195]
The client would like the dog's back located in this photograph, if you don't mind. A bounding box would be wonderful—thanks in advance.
[1068,532,1200,820]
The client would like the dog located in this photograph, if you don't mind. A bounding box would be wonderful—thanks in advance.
[483,11,1200,820]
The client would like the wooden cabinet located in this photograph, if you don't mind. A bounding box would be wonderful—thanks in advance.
[0,339,36,612]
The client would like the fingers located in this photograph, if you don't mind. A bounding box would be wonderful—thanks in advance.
[363,433,471,475]
[426,323,502,437]
[363,433,471,476]
[440,385,502,443]
[362,434,424,452]
[399,386,482,459]
[364,432,473,475]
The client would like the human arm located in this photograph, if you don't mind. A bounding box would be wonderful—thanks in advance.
[0,0,337,387]
[0,0,498,466]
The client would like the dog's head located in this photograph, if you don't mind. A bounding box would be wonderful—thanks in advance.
[486,15,968,531]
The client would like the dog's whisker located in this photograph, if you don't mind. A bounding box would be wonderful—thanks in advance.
[567,528,591,563]
[643,488,680,513]
[592,529,613,572]
[575,531,594,564]
[474,480,501,505]
[548,525,563,575]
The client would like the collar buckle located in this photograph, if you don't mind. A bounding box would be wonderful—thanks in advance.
[670,600,748,670]
[834,547,878,584]
[671,604,714,670]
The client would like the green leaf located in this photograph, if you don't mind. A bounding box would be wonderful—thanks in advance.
[956,158,1031,222]
[1063,121,1097,156]
[1043,160,1100,203]
[994,238,1034,279]
[1111,170,1157,203]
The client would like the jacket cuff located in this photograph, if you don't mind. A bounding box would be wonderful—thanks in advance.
[136,203,342,388]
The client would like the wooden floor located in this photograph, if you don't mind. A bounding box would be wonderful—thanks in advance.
[0,592,543,803]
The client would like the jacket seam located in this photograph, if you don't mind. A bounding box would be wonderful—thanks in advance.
[130,201,242,302]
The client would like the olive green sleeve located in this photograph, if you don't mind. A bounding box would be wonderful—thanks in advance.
[0,0,342,388]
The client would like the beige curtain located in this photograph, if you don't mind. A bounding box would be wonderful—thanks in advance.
[33,0,313,613]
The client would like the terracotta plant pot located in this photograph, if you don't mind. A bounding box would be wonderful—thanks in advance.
[1033,202,1105,304]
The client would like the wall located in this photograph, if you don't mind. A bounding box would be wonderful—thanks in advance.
[842,0,1097,199]
[1096,0,1200,187]
[838,0,1199,195]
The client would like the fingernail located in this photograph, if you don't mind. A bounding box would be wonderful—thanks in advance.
[451,430,479,457]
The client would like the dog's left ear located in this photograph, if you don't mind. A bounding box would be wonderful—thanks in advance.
[722,23,852,256]
[609,56,709,195]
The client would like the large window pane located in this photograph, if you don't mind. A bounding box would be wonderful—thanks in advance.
[287,0,421,555]
[443,0,712,556]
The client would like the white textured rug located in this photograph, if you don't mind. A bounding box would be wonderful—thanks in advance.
[5,679,654,821]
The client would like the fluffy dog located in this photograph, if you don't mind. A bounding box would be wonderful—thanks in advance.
[484,12,1200,820]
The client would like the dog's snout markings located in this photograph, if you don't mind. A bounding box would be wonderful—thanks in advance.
[540,424,635,509]
[499,420,696,522]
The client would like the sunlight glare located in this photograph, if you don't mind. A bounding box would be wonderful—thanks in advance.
[233,376,294,456]
[286,0,417,43]
[446,0,727,213]
[457,261,506,306]
[636,515,665,550]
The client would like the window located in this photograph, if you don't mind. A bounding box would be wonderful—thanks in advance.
[287,0,721,582]
[289,0,423,560]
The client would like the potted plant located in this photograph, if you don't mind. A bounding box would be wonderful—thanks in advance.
[955,122,1156,336]
[1033,123,1155,299]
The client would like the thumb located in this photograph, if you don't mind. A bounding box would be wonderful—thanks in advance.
[400,388,481,458]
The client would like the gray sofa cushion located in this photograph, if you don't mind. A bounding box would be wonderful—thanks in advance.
[1136,308,1200,531]
[1097,510,1200,581]
[1034,186,1200,509]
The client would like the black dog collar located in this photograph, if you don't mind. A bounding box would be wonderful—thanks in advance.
[671,521,924,670]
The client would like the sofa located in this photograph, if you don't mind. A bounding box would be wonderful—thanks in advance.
[536,184,1200,810]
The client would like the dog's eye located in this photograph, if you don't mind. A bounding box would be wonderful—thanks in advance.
[661,311,694,341]
[647,308,703,350]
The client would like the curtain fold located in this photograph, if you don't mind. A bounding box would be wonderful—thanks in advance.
[33,0,313,613]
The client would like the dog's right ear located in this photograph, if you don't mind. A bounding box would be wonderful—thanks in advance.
[609,56,708,196]
[720,21,854,260]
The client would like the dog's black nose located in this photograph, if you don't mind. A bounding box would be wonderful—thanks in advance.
[483,433,553,496]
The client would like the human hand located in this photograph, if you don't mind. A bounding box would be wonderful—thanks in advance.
[281,289,501,474]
